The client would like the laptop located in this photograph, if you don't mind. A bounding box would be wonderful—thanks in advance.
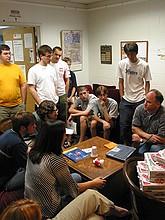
[106,144,136,162]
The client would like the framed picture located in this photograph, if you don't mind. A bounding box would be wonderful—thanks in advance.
[121,41,148,62]
[100,45,112,64]
[61,30,83,71]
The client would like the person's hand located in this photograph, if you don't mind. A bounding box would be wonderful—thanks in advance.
[67,96,72,102]
[68,114,73,123]
[132,134,141,142]
[150,134,162,144]
[103,121,110,129]
[100,100,106,108]
[92,177,106,189]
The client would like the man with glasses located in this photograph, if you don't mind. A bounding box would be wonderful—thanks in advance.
[93,86,118,140]
[33,100,58,134]
[27,45,58,107]
[50,46,70,122]
[0,44,27,122]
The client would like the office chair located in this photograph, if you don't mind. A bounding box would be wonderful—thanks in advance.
[0,118,12,135]
[123,157,165,220]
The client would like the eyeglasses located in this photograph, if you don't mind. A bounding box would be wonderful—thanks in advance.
[52,108,58,113]
[44,55,52,58]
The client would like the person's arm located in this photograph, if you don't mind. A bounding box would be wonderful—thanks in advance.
[54,80,58,96]
[145,81,150,95]
[20,82,27,104]
[94,114,110,129]
[78,177,106,192]
[28,84,41,105]
[101,101,111,122]
[132,126,165,144]
[119,78,124,99]
[65,77,70,95]
[13,143,28,167]
[68,87,76,102]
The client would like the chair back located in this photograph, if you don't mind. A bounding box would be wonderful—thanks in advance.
[0,119,12,135]
[123,157,165,220]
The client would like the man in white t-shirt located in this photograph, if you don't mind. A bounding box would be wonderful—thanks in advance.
[50,46,70,122]
[27,45,58,106]
[117,42,152,145]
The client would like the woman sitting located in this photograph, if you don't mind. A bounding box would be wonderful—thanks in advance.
[24,120,129,219]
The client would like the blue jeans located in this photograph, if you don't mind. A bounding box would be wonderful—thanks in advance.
[119,98,144,145]
[139,142,165,154]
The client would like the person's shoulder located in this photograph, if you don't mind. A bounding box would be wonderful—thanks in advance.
[118,58,128,64]
[29,63,40,71]
[107,97,118,105]
[135,103,144,112]
[138,58,149,66]
[89,94,97,99]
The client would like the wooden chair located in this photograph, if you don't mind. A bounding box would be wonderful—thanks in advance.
[0,118,12,135]
[123,157,165,220]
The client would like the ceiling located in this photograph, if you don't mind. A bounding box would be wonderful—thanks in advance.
[8,0,145,10]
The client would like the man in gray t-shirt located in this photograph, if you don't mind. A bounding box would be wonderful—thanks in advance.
[132,89,165,154]
[93,86,118,140]
[68,86,97,143]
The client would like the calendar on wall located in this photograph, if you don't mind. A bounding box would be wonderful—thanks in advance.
[100,45,112,64]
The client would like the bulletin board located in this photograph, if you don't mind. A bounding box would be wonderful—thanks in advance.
[121,41,148,62]
[100,45,112,64]
[61,30,83,71]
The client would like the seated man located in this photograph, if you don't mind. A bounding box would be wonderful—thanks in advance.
[132,89,165,154]
[0,111,36,192]
[92,86,118,140]
[68,86,97,143]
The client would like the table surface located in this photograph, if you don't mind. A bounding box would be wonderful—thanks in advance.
[64,136,124,180]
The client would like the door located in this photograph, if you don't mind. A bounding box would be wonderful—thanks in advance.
[2,27,37,112]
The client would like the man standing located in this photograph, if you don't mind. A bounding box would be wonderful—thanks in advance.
[0,44,27,122]
[50,46,70,122]
[132,89,165,154]
[117,42,152,145]
[0,111,36,191]
[92,86,118,140]
[27,45,58,106]
[69,86,97,143]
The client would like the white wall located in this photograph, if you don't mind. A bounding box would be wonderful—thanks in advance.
[1,0,165,99]
[0,2,89,85]
[88,0,165,100]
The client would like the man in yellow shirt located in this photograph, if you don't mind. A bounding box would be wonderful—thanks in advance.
[0,44,27,122]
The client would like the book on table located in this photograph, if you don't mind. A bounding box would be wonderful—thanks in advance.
[63,147,90,162]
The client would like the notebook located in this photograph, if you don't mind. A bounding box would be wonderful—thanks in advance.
[106,144,136,162]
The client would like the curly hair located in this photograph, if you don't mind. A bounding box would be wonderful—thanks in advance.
[36,100,56,119]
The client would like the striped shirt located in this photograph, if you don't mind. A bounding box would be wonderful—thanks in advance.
[25,153,79,218]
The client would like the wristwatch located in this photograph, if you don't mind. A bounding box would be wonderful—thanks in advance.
[140,138,143,143]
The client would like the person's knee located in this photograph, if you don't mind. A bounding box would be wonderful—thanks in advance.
[150,144,161,152]
[80,116,86,123]
[90,120,97,129]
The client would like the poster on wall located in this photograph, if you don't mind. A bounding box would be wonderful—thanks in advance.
[61,30,83,71]
[121,41,148,62]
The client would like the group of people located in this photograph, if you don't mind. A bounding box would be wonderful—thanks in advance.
[0,44,77,124]
[0,41,165,218]
[0,111,129,219]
